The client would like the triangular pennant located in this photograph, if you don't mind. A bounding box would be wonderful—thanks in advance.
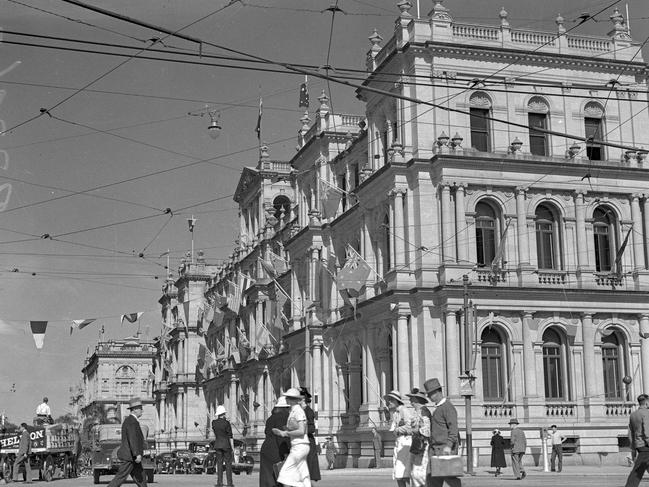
[70,318,96,335]
[121,312,143,324]
[30,321,47,349]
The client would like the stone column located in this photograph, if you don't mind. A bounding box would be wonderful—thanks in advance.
[445,309,460,397]
[441,183,455,263]
[516,187,530,265]
[581,313,597,400]
[388,190,397,269]
[393,189,406,268]
[641,315,649,394]
[229,374,238,419]
[455,184,468,264]
[631,195,645,269]
[312,339,322,405]
[364,329,379,405]
[521,312,537,397]
[644,198,649,270]
[575,191,588,270]
[397,313,410,392]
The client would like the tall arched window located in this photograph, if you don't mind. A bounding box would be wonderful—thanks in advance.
[584,102,605,161]
[542,328,567,400]
[469,93,492,152]
[475,201,497,266]
[273,195,291,221]
[602,329,628,400]
[528,97,550,156]
[481,327,507,401]
[593,207,616,272]
[535,204,561,269]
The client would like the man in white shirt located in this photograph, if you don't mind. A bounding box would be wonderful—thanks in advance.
[548,424,565,472]
[36,397,52,424]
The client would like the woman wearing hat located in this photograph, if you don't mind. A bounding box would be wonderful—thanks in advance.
[272,388,311,487]
[406,389,431,487]
[384,390,412,487]
[259,397,291,487]
[490,429,506,477]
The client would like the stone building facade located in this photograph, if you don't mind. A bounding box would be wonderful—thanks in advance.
[171,2,649,465]
[81,336,156,433]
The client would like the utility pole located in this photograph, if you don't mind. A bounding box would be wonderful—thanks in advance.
[461,274,475,475]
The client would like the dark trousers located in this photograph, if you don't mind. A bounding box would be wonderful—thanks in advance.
[511,452,525,479]
[215,448,233,486]
[107,460,147,487]
[551,445,563,471]
[12,455,32,482]
[625,450,649,487]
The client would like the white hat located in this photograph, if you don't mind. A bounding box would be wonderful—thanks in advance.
[274,397,289,408]
[283,388,303,399]
[215,405,227,417]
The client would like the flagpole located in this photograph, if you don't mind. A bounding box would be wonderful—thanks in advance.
[347,243,383,282]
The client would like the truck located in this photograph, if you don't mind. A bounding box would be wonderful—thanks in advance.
[90,424,155,484]
[0,424,77,481]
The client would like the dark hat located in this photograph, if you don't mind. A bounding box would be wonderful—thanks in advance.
[20,422,29,429]
[383,390,404,405]
[127,397,143,410]
[423,378,443,395]
[406,388,429,404]
[509,418,519,425]
[43,397,49,402]
[550,424,557,429]
[299,387,312,401]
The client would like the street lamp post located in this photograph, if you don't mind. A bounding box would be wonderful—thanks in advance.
[461,274,476,475]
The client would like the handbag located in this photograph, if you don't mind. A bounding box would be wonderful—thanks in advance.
[273,461,284,477]
[409,433,427,455]
[428,455,464,477]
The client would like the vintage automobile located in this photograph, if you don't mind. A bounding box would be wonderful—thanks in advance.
[155,452,176,474]
[91,424,155,484]
[204,439,254,475]
[172,449,192,474]
[188,442,210,474]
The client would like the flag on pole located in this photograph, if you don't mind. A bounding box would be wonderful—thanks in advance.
[121,312,143,324]
[319,178,344,219]
[614,226,633,276]
[239,272,255,308]
[260,251,289,277]
[70,318,96,335]
[255,96,263,140]
[299,76,309,108]
[227,279,241,312]
[213,306,225,328]
[336,245,372,294]
[490,218,512,274]
[30,321,47,349]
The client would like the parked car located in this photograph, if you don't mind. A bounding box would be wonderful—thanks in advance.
[188,442,210,474]
[204,439,254,475]
[155,452,176,474]
[173,449,193,474]
[91,424,155,484]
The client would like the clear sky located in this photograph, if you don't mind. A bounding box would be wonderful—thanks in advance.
[0,0,647,424]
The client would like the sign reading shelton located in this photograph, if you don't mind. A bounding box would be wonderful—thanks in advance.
[0,426,46,450]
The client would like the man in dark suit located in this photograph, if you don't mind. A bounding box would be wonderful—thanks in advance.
[211,405,234,487]
[625,394,649,487]
[12,422,32,483]
[107,397,147,487]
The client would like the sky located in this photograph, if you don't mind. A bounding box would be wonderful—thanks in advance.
[0,0,647,424]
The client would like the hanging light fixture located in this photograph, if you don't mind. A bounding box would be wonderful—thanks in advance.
[188,107,222,139]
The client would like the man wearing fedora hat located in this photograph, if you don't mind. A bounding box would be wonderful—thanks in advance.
[107,397,147,487]
[423,378,460,487]
[509,418,527,480]
[212,405,235,487]
[299,387,321,482]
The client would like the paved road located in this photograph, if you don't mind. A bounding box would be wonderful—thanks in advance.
[1,465,640,487]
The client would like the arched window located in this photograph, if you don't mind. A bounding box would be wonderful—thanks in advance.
[535,204,561,269]
[542,328,567,400]
[475,201,498,266]
[383,214,391,273]
[602,329,628,400]
[481,327,508,401]
[528,97,549,156]
[584,102,605,161]
[469,93,492,152]
[593,207,616,272]
[272,195,291,221]
[115,365,136,399]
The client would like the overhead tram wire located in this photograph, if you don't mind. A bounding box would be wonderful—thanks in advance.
[1,0,241,136]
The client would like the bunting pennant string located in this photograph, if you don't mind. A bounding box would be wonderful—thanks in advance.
[30,321,47,350]
[70,318,96,335]
[121,312,143,324]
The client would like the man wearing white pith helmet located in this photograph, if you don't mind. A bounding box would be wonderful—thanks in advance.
[212,405,235,487]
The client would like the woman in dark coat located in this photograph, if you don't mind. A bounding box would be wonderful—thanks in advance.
[300,387,321,482]
[259,397,291,487]
[490,429,507,477]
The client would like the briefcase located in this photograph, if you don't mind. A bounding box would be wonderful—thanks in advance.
[428,455,464,477]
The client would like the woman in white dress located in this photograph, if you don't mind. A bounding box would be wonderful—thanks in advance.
[385,390,411,487]
[405,388,431,487]
[272,388,311,487]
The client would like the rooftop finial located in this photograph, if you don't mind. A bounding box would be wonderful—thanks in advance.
[499,7,509,27]
[556,13,565,34]
[369,29,383,53]
[397,0,413,18]
[318,90,330,111]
